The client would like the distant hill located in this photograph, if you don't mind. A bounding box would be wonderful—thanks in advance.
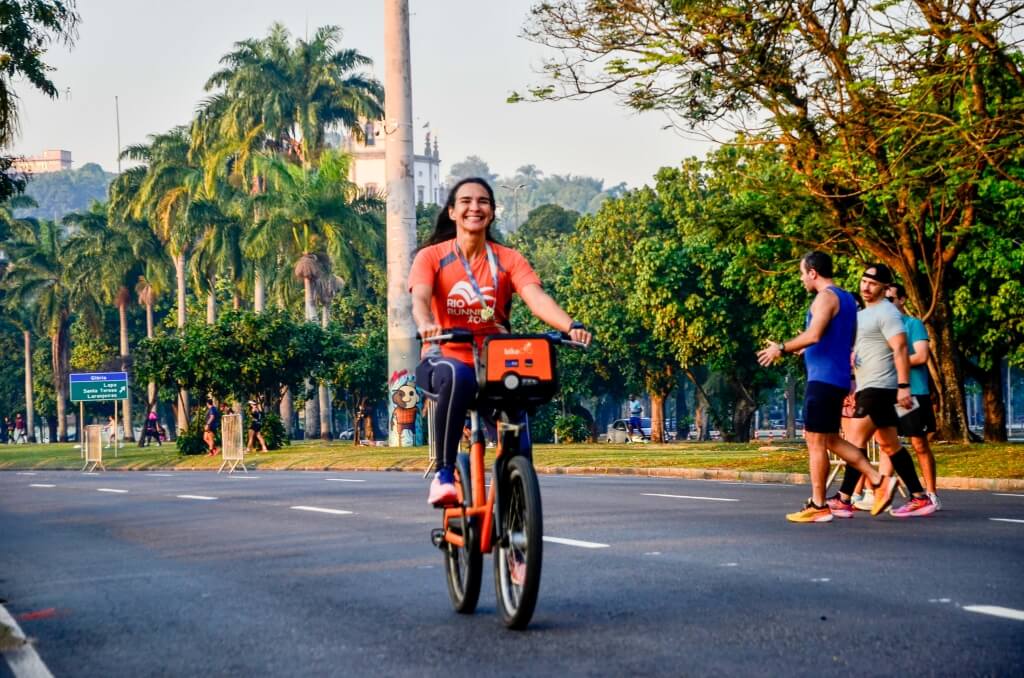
[16,163,114,222]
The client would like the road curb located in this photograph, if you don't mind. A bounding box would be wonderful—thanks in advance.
[533,466,1024,491]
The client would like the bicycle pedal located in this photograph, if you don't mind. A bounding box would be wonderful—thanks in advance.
[430,528,445,549]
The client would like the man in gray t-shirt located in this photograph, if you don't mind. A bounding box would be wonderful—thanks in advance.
[853,299,905,390]
[837,264,936,518]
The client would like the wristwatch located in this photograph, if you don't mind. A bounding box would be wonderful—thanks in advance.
[897,382,910,388]
[776,341,786,354]
[569,320,586,331]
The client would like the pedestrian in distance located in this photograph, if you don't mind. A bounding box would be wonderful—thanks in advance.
[105,415,117,449]
[410,177,592,506]
[757,251,886,523]
[831,264,936,518]
[140,411,162,447]
[13,412,27,444]
[627,395,644,440]
[246,400,269,453]
[204,397,221,456]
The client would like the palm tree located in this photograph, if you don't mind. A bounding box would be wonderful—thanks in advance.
[1,197,39,441]
[113,127,206,430]
[3,218,96,441]
[205,23,384,169]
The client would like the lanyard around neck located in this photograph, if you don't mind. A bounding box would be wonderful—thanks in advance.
[454,241,499,316]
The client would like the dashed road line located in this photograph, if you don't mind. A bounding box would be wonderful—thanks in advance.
[290,505,352,516]
[993,493,1024,498]
[146,473,174,477]
[29,484,55,488]
[97,488,128,494]
[325,478,366,483]
[176,494,217,501]
[15,472,37,476]
[227,476,260,480]
[989,518,1024,524]
[963,605,1024,621]
[543,536,610,549]
[0,601,55,677]
[642,493,739,502]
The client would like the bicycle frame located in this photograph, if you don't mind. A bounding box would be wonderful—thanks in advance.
[442,410,525,554]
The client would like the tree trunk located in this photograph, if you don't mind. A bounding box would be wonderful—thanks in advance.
[319,305,332,440]
[51,319,70,442]
[145,301,156,406]
[280,387,294,440]
[785,371,797,440]
[206,288,216,324]
[118,301,134,441]
[973,361,1008,442]
[175,251,189,432]
[302,277,318,437]
[23,330,35,442]
[924,298,970,441]
[254,269,265,313]
[675,383,688,438]
[730,393,758,443]
[649,392,666,443]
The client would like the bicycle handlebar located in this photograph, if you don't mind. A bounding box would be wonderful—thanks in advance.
[418,329,588,349]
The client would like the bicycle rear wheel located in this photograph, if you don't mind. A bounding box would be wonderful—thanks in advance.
[494,455,543,629]
[445,453,482,613]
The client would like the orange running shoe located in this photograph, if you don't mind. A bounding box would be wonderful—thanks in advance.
[786,500,833,523]
[871,476,898,516]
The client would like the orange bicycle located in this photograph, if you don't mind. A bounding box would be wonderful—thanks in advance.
[424,329,584,629]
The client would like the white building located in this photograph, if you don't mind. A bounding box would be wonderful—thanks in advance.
[13,149,72,174]
[339,122,443,206]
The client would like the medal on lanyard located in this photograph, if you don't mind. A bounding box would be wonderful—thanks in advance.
[455,242,498,322]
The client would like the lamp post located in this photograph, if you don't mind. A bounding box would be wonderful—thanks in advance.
[501,183,527,231]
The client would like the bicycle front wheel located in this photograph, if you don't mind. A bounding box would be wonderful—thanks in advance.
[445,453,482,613]
[494,455,543,629]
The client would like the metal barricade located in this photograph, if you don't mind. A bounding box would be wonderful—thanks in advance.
[82,424,105,472]
[218,413,247,474]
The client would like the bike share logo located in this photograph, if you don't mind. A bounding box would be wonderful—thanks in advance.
[447,281,495,324]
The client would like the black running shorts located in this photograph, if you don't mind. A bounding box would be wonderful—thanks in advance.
[897,394,937,437]
[853,387,899,428]
[803,381,849,434]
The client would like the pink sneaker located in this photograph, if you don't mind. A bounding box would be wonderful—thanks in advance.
[891,495,936,518]
[509,555,527,586]
[826,494,854,518]
[427,475,457,506]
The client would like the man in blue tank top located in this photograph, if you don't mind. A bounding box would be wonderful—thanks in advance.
[758,251,884,523]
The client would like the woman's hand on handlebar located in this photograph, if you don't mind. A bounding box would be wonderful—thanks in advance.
[567,325,592,347]
[417,322,442,340]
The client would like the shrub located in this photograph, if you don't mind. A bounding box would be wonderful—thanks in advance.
[177,408,214,455]
[260,412,288,450]
[553,413,589,443]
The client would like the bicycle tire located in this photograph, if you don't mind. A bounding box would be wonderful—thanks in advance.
[444,453,482,613]
[493,455,543,629]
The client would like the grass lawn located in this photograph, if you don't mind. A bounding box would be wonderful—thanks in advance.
[0,438,1021,479]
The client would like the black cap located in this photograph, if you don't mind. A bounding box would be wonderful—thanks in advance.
[862,263,893,285]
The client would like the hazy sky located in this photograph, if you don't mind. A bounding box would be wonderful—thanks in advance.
[11,0,711,187]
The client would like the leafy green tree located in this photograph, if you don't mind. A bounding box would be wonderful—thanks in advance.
[0,0,80,202]
[521,0,1024,441]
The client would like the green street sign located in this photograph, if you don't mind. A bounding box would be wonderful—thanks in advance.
[70,372,128,403]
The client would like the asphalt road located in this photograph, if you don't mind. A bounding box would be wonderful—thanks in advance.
[1,469,1022,677]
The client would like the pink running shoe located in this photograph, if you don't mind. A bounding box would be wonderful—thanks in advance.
[826,494,854,518]
[891,495,936,518]
[427,472,458,506]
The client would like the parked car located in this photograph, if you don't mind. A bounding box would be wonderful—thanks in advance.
[606,418,651,443]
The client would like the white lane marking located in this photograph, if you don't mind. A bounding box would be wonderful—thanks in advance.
[929,598,953,603]
[543,536,610,549]
[0,601,56,678]
[964,605,1024,622]
[989,518,1024,524]
[290,505,352,516]
[177,494,218,501]
[146,473,174,477]
[29,484,55,488]
[811,577,831,583]
[721,562,738,567]
[643,493,740,503]
[644,551,662,556]
[15,472,37,476]
[97,488,128,494]
[227,476,260,480]
[325,478,366,483]
[993,493,1024,498]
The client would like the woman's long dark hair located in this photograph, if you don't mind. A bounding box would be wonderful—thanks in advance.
[422,177,499,248]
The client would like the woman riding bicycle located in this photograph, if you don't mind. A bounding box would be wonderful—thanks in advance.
[409,177,592,506]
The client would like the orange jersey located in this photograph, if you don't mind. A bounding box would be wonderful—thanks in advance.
[408,239,542,365]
